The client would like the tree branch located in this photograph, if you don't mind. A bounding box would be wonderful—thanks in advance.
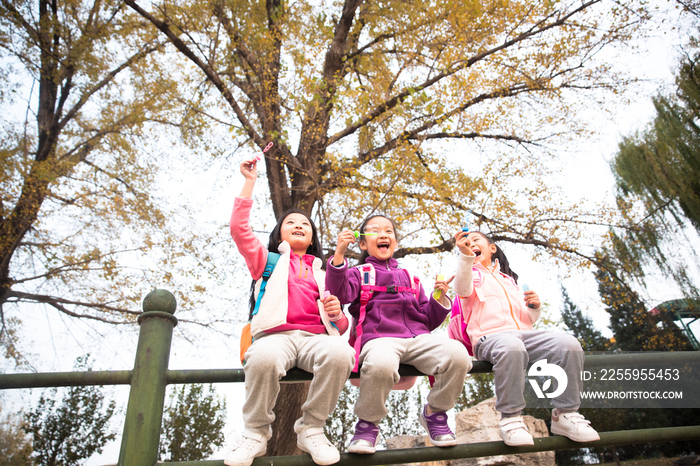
[326,0,602,147]
[123,0,264,147]
[5,291,140,322]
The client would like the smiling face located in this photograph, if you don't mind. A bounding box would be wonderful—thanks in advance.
[467,231,497,267]
[359,216,398,261]
[279,212,314,256]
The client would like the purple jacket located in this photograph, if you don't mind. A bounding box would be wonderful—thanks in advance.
[325,256,451,349]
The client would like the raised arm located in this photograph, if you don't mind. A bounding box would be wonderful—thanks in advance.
[453,230,476,297]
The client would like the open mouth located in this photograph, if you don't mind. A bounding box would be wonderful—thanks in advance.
[292,231,305,237]
[472,248,482,257]
[377,240,391,252]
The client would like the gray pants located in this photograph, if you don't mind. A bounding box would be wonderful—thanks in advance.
[475,330,584,415]
[243,330,355,437]
[355,334,472,424]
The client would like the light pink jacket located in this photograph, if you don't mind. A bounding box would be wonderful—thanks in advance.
[453,251,541,344]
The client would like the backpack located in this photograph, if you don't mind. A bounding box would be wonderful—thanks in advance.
[447,296,474,356]
[348,262,421,390]
[240,252,280,365]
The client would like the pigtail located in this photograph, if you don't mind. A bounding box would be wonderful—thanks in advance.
[493,244,519,284]
[247,279,257,320]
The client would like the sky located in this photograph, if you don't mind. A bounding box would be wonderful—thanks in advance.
[4,0,700,464]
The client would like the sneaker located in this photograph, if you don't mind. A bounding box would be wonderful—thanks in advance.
[498,416,534,446]
[419,405,456,447]
[224,430,268,466]
[347,420,380,454]
[550,409,600,442]
[294,419,340,465]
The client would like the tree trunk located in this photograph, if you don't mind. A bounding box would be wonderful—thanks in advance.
[266,382,311,456]
[612,446,622,466]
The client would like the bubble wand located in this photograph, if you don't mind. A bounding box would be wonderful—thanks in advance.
[433,274,445,300]
[522,283,535,308]
[254,142,274,163]
[462,209,472,233]
[353,231,378,238]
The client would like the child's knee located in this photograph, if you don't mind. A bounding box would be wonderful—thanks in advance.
[494,337,526,354]
[245,346,286,374]
[445,340,473,372]
[318,341,355,369]
[361,354,400,381]
[558,333,584,352]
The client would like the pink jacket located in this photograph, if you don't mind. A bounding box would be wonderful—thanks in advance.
[453,251,540,345]
[230,197,347,337]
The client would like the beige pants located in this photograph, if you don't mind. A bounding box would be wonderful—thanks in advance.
[242,330,355,437]
[355,334,472,424]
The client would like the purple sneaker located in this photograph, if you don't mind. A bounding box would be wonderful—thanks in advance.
[419,405,456,447]
[347,420,380,454]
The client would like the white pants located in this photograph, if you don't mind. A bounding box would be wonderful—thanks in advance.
[355,334,472,424]
[242,330,355,436]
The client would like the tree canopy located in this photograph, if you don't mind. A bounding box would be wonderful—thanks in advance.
[23,356,116,466]
[610,25,700,296]
[0,406,33,466]
[560,285,611,352]
[126,0,648,266]
[160,384,226,462]
[0,0,233,363]
[595,253,694,351]
[122,0,653,454]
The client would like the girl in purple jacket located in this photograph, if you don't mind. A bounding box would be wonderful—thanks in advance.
[326,215,472,453]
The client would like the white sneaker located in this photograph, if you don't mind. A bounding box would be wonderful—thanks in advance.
[295,419,340,465]
[498,416,534,446]
[224,430,268,466]
[551,409,600,442]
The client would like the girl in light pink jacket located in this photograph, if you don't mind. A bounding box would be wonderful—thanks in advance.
[450,230,599,447]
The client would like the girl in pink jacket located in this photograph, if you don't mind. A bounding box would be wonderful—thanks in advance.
[225,158,355,466]
[450,230,600,447]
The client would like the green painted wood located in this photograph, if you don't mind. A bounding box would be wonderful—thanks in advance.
[157,425,700,466]
[118,289,178,466]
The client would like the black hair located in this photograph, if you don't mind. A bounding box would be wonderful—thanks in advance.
[247,209,324,319]
[357,214,400,265]
[470,231,519,283]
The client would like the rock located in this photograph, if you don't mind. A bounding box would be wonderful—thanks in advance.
[673,456,700,466]
[453,397,554,466]
[385,397,554,466]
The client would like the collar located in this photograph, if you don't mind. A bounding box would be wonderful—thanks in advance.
[291,250,317,265]
[475,258,501,274]
[366,255,399,270]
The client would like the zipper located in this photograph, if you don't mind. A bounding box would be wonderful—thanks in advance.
[385,260,417,337]
[487,266,520,330]
[298,257,308,279]
[398,263,417,337]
